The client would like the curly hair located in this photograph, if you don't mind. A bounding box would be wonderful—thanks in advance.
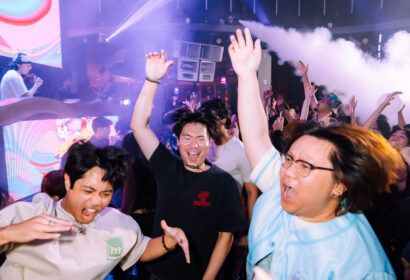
[64,141,129,190]
[171,108,218,139]
[282,123,404,215]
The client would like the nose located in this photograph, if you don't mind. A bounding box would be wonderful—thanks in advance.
[283,161,298,178]
[90,193,103,208]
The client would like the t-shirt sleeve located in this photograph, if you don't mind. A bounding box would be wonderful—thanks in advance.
[148,143,178,178]
[237,146,252,184]
[8,72,29,97]
[120,215,151,271]
[249,146,281,193]
[216,175,246,232]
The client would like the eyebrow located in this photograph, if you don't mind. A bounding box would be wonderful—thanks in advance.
[82,186,113,193]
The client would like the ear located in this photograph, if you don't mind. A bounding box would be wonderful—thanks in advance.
[331,182,346,198]
[64,173,71,192]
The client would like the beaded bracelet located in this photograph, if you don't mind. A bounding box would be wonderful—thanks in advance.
[145,76,161,84]
[162,235,176,252]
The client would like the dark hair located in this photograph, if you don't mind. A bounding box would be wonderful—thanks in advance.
[9,53,30,70]
[92,117,112,132]
[172,108,218,139]
[121,132,146,162]
[390,127,410,146]
[64,141,128,190]
[201,99,232,129]
[41,170,66,199]
[282,123,403,215]
[376,114,391,139]
[0,187,11,209]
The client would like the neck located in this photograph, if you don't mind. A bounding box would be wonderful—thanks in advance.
[184,162,209,173]
[214,129,232,146]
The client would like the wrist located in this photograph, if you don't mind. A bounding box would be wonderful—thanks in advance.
[162,235,176,252]
[145,75,161,84]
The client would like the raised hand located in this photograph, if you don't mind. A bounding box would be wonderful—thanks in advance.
[296,60,309,76]
[381,91,402,108]
[161,220,190,264]
[228,28,261,77]
[272,113,285,131]
[263,86,274,101]
[34,77,43,87]
[145,50,174,81]
[343,96,357,116]
[305,82,317,99]
[2,214,73,244]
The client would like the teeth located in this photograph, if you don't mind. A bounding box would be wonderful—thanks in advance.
[189,152,198,156]
[86,208,96,213]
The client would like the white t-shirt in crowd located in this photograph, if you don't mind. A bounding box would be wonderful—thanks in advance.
[207,136,252,194]
[0,70,29,100]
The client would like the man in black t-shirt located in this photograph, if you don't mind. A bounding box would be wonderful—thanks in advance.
[131,50,245,279]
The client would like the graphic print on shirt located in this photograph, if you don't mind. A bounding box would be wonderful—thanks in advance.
[106,237,123,260]
[193,191,211,207]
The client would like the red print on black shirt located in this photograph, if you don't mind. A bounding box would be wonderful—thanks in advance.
[193,191,211,207]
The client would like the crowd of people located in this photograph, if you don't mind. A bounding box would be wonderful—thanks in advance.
[0,28,409,280]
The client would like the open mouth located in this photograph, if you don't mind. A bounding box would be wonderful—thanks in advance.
[81,208,98,222]
[282,184,296,202]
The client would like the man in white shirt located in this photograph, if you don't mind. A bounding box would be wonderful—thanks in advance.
[0,53,43,101]
[202,99,258,223]
[0,141,189,280]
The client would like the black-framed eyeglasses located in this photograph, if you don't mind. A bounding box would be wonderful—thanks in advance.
[280,154,335,177]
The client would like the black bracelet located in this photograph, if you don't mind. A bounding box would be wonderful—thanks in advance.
[162,235,176,252]
[145,76,161,84]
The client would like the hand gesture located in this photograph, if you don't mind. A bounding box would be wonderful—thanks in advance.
[305,82,317,99]
[161,220,190,264]
[4,214,73,243]
[296,60,309,76]
[35,77,43,87]
[263,86,274,101]
[343,96,357,116]
[272,113,284,131]
[145,50,174,81]
[381,91,402,108]
[228,28,261,77]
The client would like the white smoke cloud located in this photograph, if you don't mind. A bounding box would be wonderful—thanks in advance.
[240,20,410,125]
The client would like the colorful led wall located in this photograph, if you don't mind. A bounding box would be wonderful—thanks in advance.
[0,0,62,68]
[3,116,118,199]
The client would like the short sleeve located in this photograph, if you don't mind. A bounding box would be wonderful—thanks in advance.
[119,215,151,270]
[249,146,281,193]
[216,175,246,233]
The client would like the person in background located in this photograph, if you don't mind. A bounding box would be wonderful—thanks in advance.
[0,53,43,101]
[41,170,66,202]
[90,116,112,147]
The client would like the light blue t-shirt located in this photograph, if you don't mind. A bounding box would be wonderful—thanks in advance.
[247,146,396,280]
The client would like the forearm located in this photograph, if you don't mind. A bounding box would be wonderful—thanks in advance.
[351,113,357,126]
[0,226,12,246]
[244,182,258,223]
[139,235,176,262]
[131,80,160,159]
[28,85,39,97]
[203,232,233,280]
[300,98,311,121]
[237,74,272,169]
[363,104,386,129]
[398,110,405,129]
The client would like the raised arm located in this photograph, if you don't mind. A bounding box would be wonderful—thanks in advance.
[228,28,272,169]
[343,96,358,126]
[398,104,406,129]
[363,91,402,130]
[296,60,317,111]
[299,82,317,121]
[130,50,174,160]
